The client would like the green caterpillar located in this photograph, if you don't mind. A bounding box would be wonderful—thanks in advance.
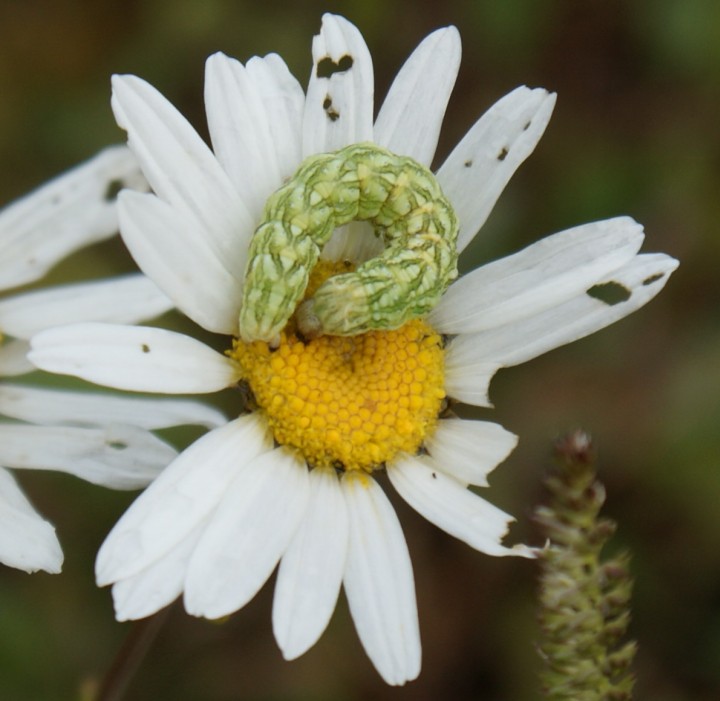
[238,143,459,343]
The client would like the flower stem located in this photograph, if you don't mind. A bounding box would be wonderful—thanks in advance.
[535,430,636,700]
[92,606,173,701]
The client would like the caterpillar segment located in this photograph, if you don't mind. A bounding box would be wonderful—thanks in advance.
[239,143,458,343]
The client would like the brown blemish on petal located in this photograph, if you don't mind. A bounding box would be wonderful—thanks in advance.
[322,95,340,122]
[316,54,354,78]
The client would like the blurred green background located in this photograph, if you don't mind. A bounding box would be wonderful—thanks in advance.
[1,0,718,699]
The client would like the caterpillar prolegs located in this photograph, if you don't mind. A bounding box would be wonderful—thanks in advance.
[238,143,459,343]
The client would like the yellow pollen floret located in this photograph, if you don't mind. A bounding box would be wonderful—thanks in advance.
[230,264,446,472]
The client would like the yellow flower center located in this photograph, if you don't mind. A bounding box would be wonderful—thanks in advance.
[230,262,446,472]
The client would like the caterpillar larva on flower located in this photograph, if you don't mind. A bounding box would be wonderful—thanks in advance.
[238,143,459,343]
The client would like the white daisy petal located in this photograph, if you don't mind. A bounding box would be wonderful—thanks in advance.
[0,467,63,573]
[436,86,556,253]
[431,217,645,335]
[0,338,33,377]
[374,26,461,165]
[303,13,374,155]
[96,414,271,585]
[205,52,303,221]
[184,448,310,619]
[388,455,533,557]
[29,323,239,394]
[246,54,305,181]
[443,358,501,408]
[0,423,176,489]
[0,384,225,430]
[0,145,147,292]
[273,466,348,660]
[342,471,421,686]
[118,190,241,334]
[111,527,203,621]
[111,74,253,275]
[424,418,518,487]
[0,274,172,340]
[448,252,679,370]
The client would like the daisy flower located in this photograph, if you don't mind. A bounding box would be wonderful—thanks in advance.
[30,14,677,684]
[0,146,225,574]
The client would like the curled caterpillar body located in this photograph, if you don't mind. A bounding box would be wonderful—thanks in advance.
[238,143,458,342]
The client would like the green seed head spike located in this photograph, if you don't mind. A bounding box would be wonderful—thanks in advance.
[535,430,637,701]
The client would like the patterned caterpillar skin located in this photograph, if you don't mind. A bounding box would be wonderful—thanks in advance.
[238,143,458,343]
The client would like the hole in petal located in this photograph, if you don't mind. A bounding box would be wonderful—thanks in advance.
[464,159,473,168]
[141,344,151,353]
[107,440,128,451]
[322,95,340,122]
[497,147,509,161]
[642,272,665,286]
[586,281,632,306]
[316,55,354,78]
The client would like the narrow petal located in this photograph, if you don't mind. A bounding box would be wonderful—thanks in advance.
[0,424,177,489]
[184,448,310,619]
[436,87,556,253]
[0,145,147,292]
[446,253,679,370]
[0,384,225,430]
[96,414,271,585]
[430,217,645,335]
[118,190,241,334]
[374,26,461,165]
[424,418,518,486]
[111,74,253,275]
[273,466,348,660]
[0,339,33,377]
[388,455,533,557]
[302,13,374,156]
[205,52,304,221]
[0,274,172,340]
[342,471,420,686]
[111,527,202,621]
[29,323,239,394]
[0,467,63,573]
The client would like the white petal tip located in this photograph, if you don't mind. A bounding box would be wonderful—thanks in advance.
[278,643,306,662]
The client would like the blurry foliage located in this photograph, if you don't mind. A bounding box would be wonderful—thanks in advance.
[1,0,719,699]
